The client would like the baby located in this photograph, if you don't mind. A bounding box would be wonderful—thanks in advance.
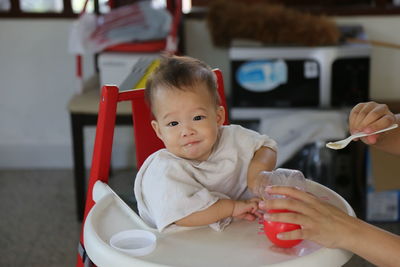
[134,55,277,232]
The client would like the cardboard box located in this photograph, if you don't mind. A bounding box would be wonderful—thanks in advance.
[366,147,400,222]
[371,147,400,191]
[98,52,158,89]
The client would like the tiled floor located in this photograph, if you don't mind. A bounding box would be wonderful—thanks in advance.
[1,169,398,266]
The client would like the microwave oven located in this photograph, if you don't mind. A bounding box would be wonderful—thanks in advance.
[229,44,371,109]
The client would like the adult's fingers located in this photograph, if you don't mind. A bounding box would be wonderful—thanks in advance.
[349,102,394,134]
[349,102,372,133]
[265,186,319,205]
[264,209,312,227]
[360,104,394,133]
[275,228,304,241]
[262,186,333,219]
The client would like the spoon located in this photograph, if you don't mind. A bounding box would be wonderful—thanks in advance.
[326,123,398,150]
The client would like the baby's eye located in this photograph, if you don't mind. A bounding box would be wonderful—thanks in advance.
[167,121,179,127]
[193,115,205,121]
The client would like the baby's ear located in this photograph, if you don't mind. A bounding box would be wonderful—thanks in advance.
[151,120,163,141]
[216,106,225,126]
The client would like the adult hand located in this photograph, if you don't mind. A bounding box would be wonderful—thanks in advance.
[349,101,396,145]
[258,186,358,249]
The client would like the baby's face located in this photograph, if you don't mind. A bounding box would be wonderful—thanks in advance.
[151,84,225,161]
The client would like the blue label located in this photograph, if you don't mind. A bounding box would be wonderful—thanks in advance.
[236,60,288,92]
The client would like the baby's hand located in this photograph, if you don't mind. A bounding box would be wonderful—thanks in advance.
[232,198,262,221]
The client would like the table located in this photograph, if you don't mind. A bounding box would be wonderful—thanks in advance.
[68,78,133,221]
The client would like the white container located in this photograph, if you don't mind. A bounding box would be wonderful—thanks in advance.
[110,229,157,256]
[98,52,158,87]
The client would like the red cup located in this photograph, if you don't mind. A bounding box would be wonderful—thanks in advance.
[263,209,302,248]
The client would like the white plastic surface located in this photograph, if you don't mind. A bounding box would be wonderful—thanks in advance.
[92,181,114,203]
[110,229,156,256]
[84,181,355,267]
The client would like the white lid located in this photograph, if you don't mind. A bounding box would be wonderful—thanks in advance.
[109,229,157,257]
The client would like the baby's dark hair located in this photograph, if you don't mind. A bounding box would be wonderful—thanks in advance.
[145,55,220,112]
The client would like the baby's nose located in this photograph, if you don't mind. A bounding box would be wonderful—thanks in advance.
[181,125,195,137]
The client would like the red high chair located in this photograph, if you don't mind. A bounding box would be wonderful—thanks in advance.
[77,71,355,267]
[76,69,228,266]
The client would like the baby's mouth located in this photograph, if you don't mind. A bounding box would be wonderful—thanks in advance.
[184,141,200,147]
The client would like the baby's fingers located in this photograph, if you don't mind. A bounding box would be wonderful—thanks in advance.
[253,209,263,218]
[248,197,261,204]
[238,213,257,221]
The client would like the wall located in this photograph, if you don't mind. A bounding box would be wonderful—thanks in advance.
[1,15,399,168]
[334,16,400,100]
[0,20,77,168]
[0,20,139,169]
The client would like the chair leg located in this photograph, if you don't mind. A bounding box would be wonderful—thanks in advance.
[71,113,86,221]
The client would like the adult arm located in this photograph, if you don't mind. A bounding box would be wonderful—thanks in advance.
[260,186,400,267]
[349,102,400,155]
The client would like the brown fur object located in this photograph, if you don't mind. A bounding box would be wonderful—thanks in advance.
[207,0,340,47]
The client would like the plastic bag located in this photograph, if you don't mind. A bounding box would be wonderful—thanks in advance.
[68,12,97,54]
[69,1,172,54]
[254,168,306,199]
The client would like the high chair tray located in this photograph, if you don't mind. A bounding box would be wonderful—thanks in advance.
[84,180,354,267]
